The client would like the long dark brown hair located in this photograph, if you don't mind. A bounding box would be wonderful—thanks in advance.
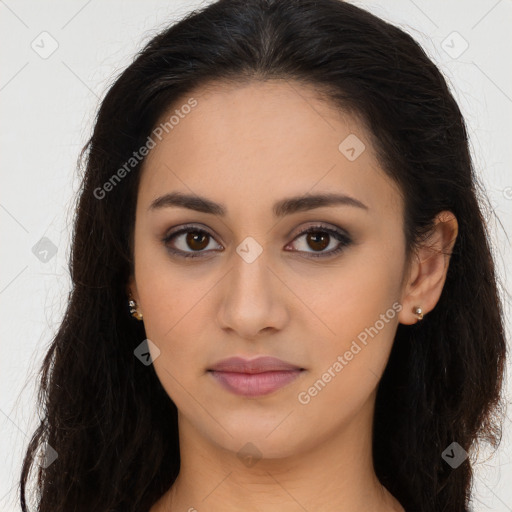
[20,1,507,511]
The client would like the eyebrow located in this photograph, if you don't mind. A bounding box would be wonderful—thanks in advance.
[148,191,368,217]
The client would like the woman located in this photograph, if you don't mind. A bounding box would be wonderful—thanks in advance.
[20,0,506,511]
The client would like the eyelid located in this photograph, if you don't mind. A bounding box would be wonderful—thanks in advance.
[289,222,351,241]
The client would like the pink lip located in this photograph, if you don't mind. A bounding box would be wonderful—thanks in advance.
[207,356,305,397]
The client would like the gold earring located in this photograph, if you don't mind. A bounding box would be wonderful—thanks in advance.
[128,298,143,321]
[413,306,423,321]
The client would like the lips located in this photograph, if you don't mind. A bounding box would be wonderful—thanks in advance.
[208,356,304,373]
[207,356,305,397]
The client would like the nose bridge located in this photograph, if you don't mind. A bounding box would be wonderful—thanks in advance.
[229,241,274,308]
[217,239,288,337]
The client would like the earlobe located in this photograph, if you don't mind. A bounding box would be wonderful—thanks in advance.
[126,275,137,302]
[398,211,458,325]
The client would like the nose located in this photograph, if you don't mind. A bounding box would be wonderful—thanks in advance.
[216,250,289,340]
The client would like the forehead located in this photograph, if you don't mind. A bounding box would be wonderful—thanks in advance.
[138,79,402,219]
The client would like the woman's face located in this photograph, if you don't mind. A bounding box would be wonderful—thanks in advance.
[129,79,411,459]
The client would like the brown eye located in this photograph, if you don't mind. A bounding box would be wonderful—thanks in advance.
[305,232,330,252]
[163,226,222,258]
[287,225,352,258]
[185,231,210,251]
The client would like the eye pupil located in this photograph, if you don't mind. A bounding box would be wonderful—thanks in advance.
[307,232,329,251]
[186,231,209,250]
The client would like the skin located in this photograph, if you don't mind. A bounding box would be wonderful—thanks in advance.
[128,79,458,512]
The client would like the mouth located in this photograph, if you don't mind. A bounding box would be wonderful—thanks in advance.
[207,356,306,397]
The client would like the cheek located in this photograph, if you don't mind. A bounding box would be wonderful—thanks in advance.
[133,243,207,375]
[134,232,204,334]
[302,236,404,383]
[137,273,209,360]
[313,234,402,304]
[138,271,210,407]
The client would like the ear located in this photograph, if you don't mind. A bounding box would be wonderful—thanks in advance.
[398,211,458,325]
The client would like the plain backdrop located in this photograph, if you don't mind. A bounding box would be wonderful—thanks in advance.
[1,1,511,510]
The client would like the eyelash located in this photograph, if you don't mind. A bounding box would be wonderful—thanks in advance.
[162,223,352,260]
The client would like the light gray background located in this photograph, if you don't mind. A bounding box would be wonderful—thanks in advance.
[1,0,511,510]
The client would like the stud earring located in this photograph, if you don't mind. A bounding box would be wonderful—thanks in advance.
[413,306,423,321]
[128,298,143,321]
